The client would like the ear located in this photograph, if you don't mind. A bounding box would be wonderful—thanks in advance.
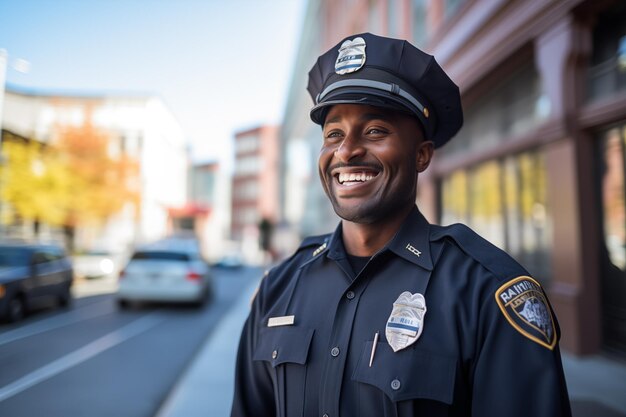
[416,140,434,173]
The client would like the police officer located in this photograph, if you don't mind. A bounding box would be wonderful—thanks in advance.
[231,33,571,417]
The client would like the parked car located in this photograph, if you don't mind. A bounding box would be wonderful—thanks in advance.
[116,243,213,308]
[73,249,126,280]
[0,242,74,323]
[214,253,245,269]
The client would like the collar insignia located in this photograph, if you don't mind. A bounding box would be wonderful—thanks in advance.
[335,37,366,75]
[405,243,421,257]
[386,291,427,352]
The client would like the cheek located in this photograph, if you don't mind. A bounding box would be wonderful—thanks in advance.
[318,147,334,171]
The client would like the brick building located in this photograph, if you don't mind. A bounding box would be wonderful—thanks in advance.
[281,0,626,356]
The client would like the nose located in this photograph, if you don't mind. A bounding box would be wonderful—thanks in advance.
[334,132,365,162]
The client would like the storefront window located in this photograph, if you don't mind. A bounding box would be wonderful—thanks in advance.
[597,123,626,352]
[587,2,626,101]
[600,127,626,270]
[469,161,505,248]
[441,150,552,283]
[440,63,546,159]
[441,170,469,225]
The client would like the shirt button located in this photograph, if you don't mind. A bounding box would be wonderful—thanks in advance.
[391,379,401,390]
[272,350,278,359]
[346,291,355,299]
[330,347,340,357]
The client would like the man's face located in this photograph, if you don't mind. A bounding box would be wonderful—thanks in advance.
[318,104,433,224]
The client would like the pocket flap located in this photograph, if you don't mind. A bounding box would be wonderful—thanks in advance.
[253,326,314,368]
[352,341,456,404]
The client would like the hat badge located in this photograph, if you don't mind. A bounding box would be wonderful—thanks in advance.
[335,37,366,75]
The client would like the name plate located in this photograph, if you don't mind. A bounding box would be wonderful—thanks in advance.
[267,315,295,327]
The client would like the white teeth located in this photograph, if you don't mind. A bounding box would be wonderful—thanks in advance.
[338,172,376,184]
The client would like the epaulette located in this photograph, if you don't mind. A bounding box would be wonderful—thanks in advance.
[430,223,527,282]
[298,233,331,258]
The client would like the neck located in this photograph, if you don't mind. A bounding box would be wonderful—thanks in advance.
[341,205,414,256]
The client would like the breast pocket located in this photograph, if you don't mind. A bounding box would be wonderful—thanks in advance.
[253,326,314,417]
[352,340,457,407]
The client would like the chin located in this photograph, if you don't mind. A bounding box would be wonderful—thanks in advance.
[331,202,384,224]
[330,195,416,225]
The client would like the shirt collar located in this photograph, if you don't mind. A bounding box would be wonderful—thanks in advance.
[386,206,433,271]
[325,206,433,270]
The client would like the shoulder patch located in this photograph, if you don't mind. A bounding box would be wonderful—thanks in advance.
[495,276,556,350]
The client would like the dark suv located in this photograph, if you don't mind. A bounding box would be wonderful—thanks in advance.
[0,243,74,322]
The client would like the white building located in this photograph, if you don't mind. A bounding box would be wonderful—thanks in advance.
[1,85,188,251]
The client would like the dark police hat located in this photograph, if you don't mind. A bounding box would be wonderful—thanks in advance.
[307,32,463,148]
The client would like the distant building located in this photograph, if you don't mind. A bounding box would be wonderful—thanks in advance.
[1,85,188,251]
[231,125,280,261]
[281,0,626,356]
[169,160,230,261]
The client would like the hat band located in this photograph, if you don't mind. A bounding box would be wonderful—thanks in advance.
[316,79,426,113]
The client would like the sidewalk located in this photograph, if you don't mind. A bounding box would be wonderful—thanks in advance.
[156,282,626,417]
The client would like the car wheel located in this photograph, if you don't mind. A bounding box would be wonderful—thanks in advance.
[58,287,72,307]
[5,296,26,323]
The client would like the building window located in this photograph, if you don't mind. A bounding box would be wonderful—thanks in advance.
[236,134,259,154]
[368,0,382,35]
[599,125,626,271]
[441,150,552,283]
[387,0,402,38]
[235,155,260,176]
[234,180,259,200]
[412,0,427,48]
[444,0,466,20]
[597,122,626,352]
[440,63,546,159]
[587,2,626,102]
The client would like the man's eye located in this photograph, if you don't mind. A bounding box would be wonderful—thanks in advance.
[367,128,387,135]
[325,131,342,139]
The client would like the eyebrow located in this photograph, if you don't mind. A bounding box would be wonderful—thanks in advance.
[324,112,392,126]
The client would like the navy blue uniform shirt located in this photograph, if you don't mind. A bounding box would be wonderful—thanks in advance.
[231,208,571,417]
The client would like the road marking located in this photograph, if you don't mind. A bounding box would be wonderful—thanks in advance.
[0,300,114,347]
[0,312,163,402]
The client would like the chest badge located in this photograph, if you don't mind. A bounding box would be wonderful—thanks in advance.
[386,291,427,352]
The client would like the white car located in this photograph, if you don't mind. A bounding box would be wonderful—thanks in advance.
[73,250,126,280]
[116,247,213,308]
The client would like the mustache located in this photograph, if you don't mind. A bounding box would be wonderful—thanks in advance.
[326,161,383,176]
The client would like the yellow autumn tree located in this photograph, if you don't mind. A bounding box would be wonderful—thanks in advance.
[0,139,73,226]
[54,120,140,227]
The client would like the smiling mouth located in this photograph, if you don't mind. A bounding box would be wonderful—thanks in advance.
[335,171,379,186]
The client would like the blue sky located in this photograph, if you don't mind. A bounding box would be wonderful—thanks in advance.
[0,0,306,163]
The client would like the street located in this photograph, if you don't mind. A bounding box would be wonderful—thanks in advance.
[0,266,260,417]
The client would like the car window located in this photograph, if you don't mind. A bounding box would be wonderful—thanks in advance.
[33,251,52,264]
[0,247,31,267]
[131,251,190,261]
